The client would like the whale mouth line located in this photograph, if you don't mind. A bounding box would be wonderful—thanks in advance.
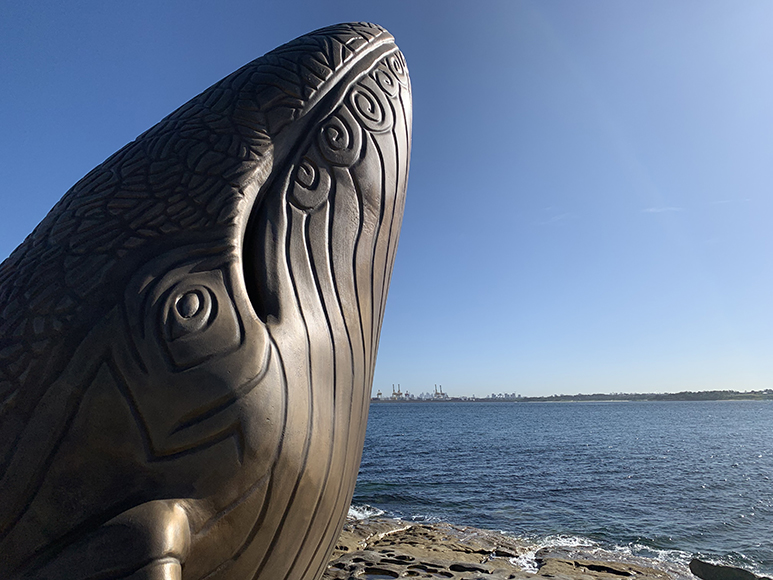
[240,39,400,323]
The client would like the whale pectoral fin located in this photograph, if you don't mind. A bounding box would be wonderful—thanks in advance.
[21,501,190,580]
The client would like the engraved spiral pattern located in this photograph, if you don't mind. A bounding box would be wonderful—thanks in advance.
[289,156,331,211]
[349,76,394,133]
[317,108,362,168]
[373,65,399,99]
[387,52,409,87]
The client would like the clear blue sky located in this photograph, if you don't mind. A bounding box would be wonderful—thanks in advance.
[2,1,772,397]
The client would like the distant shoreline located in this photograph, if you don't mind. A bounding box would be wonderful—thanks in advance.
[371,389,773,404]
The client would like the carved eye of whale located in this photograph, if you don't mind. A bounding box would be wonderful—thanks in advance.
[0,22,411,580]
[132,259,245,369]
[170,288,211,335]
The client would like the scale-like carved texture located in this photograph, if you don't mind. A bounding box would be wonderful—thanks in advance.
[0,22,411,580]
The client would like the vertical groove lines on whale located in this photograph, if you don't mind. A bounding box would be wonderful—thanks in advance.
[311,57,410,579]
[276,203,335,580]
[307,167,361,577]
[251,194,316,580]
[252,56,410,579]
[288,192,343,580]
[302,177,361,580]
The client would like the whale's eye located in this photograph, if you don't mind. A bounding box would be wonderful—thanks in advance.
[176,291,201,319]
[128,264,242,370]
[166,286,214,340]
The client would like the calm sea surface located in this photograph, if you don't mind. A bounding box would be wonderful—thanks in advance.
[352,401,773,575]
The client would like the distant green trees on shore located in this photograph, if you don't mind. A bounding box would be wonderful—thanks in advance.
[372,389,773,403]
[511,389,773,402]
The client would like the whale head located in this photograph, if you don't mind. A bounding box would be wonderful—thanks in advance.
[0,22,411,579]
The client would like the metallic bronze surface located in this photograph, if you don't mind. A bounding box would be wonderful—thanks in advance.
[0,22,411,579]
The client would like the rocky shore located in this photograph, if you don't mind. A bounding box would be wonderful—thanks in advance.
[324,518,769,580]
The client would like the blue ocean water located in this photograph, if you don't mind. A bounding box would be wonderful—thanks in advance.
[352,401,773,575]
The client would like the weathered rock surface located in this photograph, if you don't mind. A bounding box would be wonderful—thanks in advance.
[324,518,681,580]
[536,557,670,580]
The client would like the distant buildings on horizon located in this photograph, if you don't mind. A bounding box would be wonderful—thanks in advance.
[372,385,522,402]
[374,384,458,401]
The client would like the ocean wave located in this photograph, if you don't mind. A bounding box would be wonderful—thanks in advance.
[347,504,386,520]
[618,542,693,564]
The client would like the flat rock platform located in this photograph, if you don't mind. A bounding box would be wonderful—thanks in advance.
[324,518,692,580]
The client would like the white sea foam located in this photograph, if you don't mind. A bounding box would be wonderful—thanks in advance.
[505,534,695,580]
[508,534,598,573]
[617,542,693,565]
[348,504,386,520]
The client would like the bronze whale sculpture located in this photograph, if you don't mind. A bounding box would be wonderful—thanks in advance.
[0,22,411,579]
